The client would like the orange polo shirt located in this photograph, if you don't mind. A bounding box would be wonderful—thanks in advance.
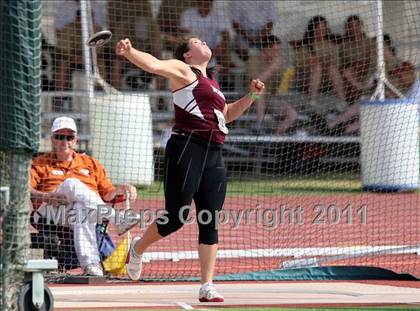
[31,152,115,198]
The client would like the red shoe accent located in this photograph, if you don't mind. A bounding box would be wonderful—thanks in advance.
[125,250,130,264]
[199,297,224,302]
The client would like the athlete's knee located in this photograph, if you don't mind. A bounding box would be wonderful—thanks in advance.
[156,216,185,237]
[198,229,218,245]
[158,204,191,235]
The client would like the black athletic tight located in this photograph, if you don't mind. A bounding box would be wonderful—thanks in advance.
[156,133,227,245]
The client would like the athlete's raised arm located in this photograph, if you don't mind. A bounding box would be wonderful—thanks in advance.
[116,38,195,88]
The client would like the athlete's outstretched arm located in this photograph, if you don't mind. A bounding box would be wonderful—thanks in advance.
[224,79,265,123]
[116,38,191,82]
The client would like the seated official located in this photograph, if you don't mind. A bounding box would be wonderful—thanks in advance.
[30,117,139,276]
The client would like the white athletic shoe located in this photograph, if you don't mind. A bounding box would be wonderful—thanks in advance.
[125,236,143,281]
[116,213,141,236]
[83,263,104,277]
[198,283,224,302]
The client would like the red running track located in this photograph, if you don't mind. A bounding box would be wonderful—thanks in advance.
[98,193,419,279]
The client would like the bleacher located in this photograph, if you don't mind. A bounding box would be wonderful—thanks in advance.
[39,90,360,178]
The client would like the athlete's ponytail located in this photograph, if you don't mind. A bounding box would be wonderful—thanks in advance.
[174,39,189,63]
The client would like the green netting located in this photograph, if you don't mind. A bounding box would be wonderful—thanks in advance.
[0,0,42,310]
[0,0,42,153]
[1,153,32,311]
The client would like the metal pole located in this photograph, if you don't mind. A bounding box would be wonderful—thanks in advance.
[371,0,405,100]
[0,187,10,207]
[80,0,94,99]
[375,0,385,100]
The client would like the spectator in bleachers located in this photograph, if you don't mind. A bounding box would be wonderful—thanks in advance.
[55,0,107,91]
[328,34,419,135]
[329,64,418,136]
[249,35,298,134]
[387,62,418,99]
[253,35,284,129]
[157,0,195,53]
[340,15,377,104]
[156,0,196,110]
[302,16,346,108]
[180,0,232,88]
[290,38,313,94]
[108,0,162,89]
[382,34,399,70]
[228,1,279,92]
[41,34,57,91]
[383,37,418,100]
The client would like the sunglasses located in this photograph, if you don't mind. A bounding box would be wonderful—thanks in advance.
[53,134,76,141]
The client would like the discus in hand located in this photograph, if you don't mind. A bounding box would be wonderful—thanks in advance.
[86,30,113,48]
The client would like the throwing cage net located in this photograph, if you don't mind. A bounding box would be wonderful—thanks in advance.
[4,0,418,286]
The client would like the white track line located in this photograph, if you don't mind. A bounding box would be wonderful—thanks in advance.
[141,245,420,262]
[176,302,194,309]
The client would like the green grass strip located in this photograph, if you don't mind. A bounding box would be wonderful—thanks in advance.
[138,173,362,198]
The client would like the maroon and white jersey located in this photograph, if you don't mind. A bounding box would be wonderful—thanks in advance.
[172,67,228,144]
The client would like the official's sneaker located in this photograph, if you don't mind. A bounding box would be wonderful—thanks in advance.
[83,263,104,277]
[125,236,143,280]
[198,283,224,302]
[116,213,141,236]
